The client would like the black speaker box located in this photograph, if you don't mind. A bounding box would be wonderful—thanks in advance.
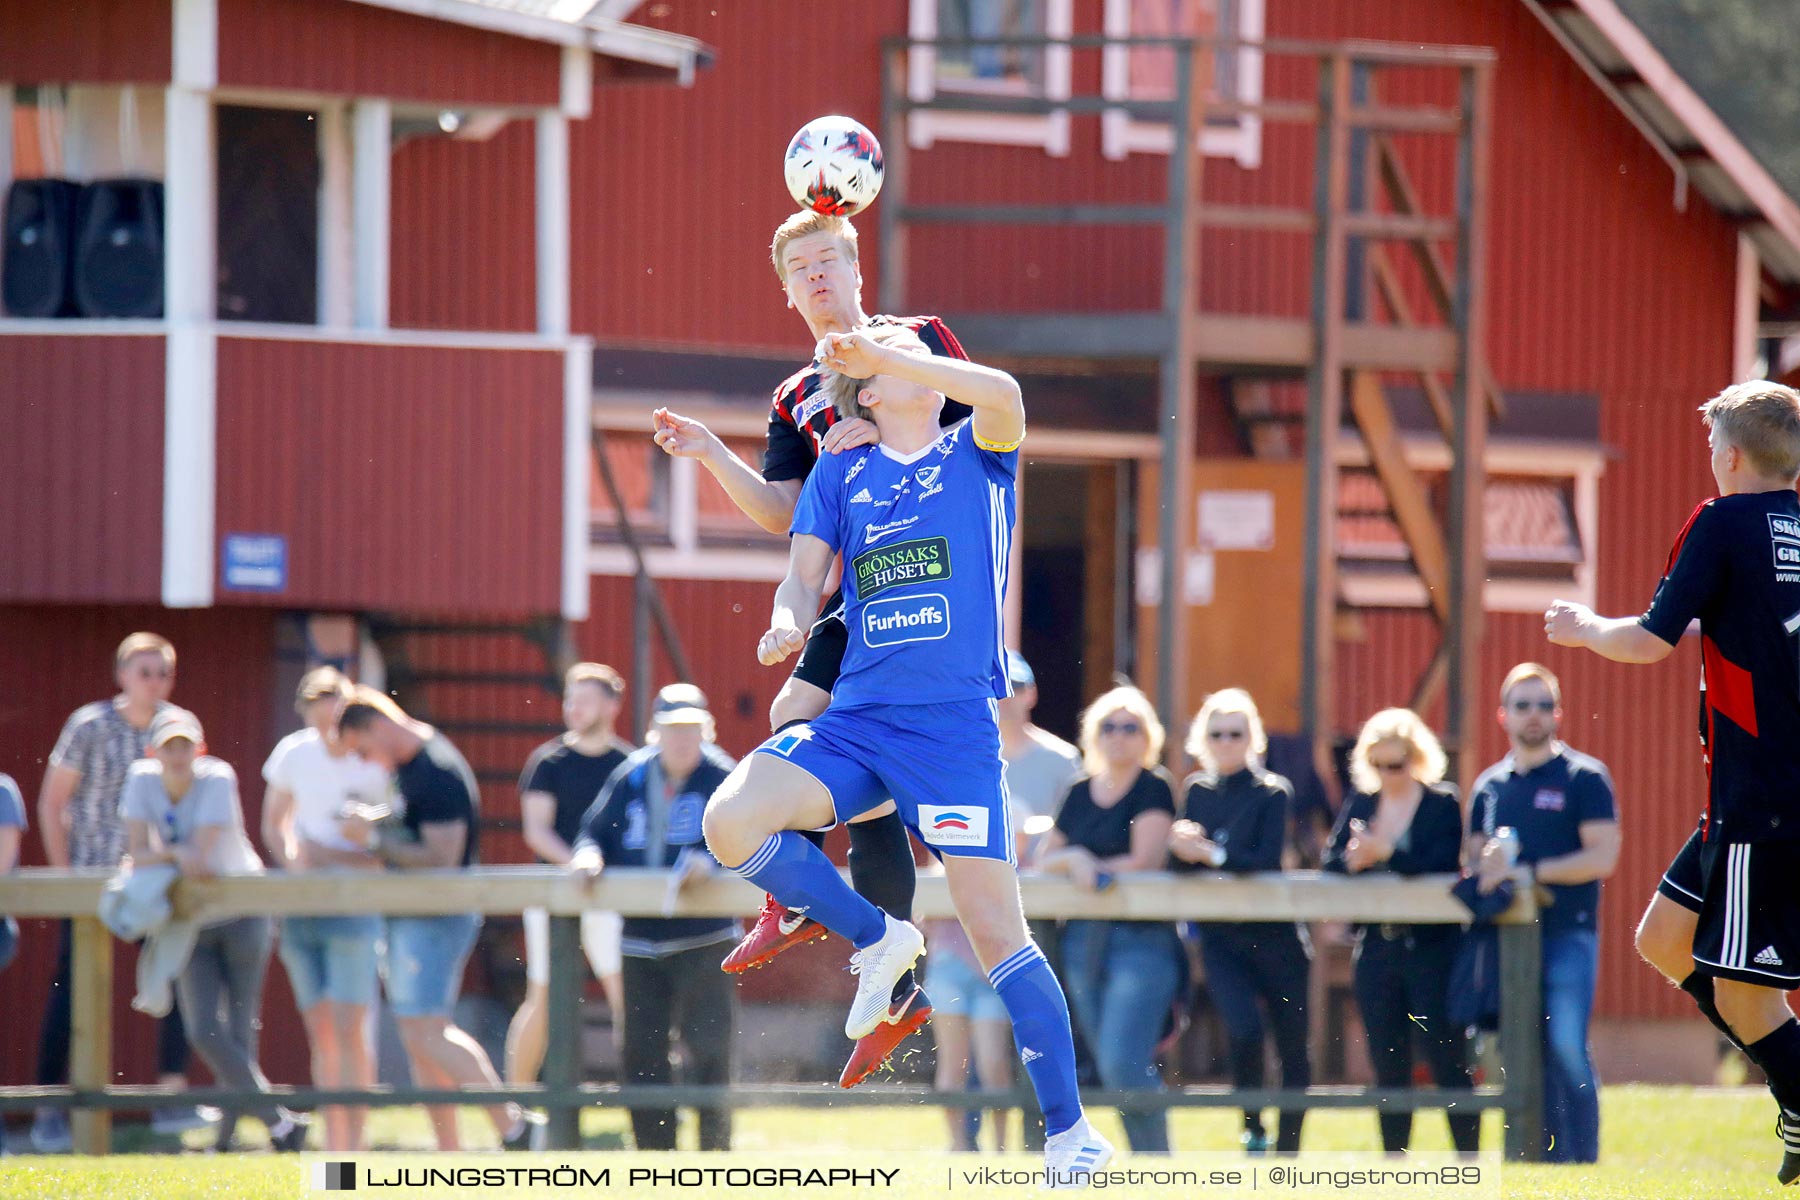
[2,178,80,318]
[74,178,165,319]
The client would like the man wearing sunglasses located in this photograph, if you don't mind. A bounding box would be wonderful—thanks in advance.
[1466,662,1619,1163]
[31,632,211,1151]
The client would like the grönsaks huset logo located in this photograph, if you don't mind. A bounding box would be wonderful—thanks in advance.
[862,594,950,648]
[313,1162,356,1191]
[850,537,951,601]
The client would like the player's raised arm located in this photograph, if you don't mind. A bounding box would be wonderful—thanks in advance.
[761,533,835,666]
[820,331,1024,449]
[652,407,803,535]
[1544,600,1676,663]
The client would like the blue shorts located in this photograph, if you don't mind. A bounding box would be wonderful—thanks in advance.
[927,949,1009,1022]
[754,699,1015,864]
[383,914,481,1018]
[279,914,382,1011]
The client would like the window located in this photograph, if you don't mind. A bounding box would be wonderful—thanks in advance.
[1100,0,1265,166]
[906,0,1074,155]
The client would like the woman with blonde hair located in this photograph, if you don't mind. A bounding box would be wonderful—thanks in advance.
[1170,688,1311,1154]
[1324,708,1477,1155]
[1037,684,1180,1152]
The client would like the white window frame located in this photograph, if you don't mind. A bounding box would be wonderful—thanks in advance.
[1100,0,1265,167]
[906,0,1074,157]
[1334,434,1603,615]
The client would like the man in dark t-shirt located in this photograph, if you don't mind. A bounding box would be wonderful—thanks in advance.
[646,210,971,1086]
[1468,663,1619,1164]
[335,688,535,1151]
[506,662,634,1088]
[1547,380,1800,1182]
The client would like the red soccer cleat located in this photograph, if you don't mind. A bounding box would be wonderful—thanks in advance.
[838,985,933,1088]
[721,894,828,974]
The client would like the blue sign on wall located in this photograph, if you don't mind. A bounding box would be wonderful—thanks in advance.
[222,534,287,593]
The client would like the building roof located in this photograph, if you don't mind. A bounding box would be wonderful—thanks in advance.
[1528,0,1800,284]
[346,0,711,79]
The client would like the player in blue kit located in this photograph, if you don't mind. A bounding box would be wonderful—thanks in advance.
[701,324,1114,1185]
[1547,381,1800,1183]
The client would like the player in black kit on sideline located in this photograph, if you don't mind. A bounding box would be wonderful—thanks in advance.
[1547,380,1800,1183]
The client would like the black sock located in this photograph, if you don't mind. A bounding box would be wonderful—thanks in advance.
[1746,1020,1800,1115]
[1681,972,1749,1054]
[847,811,920,1003]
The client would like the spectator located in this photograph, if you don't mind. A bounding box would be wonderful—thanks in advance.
[334,687,534,1152]
[506,663,633,1092]
[1,771,23,969]
[1469,663,1620,1164]
[261,667,388,1152]
[570,684,739,1151]
[32,632,207,1153]
[1324,708,1478,1155]
[999,651,1081,839]
[1171,688,1311,1154]
[924,914,1013,1152]
[120,708,306,1152]
[1037,684,1180,1153]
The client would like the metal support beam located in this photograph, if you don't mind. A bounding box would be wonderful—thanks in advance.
[1498,920,1545,1160]
[878,46,908,317]
[69,917,112,1155]
[543,915,583,1149]
[1445,65,1493,782]
[1300,56,1352,753]
[1153,43,1207,741]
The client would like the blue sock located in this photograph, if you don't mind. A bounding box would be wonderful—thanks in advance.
[732,833,886,948]
[988,943,1083,1138]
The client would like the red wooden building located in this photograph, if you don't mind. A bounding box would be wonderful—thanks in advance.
[5,0,1800,1096]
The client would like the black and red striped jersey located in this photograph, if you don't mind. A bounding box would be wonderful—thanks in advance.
[1640,490,1800,841]
[760,314,972,484]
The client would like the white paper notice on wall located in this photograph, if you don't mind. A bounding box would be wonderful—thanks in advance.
[1135,548,1217,607]
[1197,490,1276,551]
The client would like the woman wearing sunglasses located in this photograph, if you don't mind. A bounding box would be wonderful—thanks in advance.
[1171,688,1311,1154]
[1037,685,1180,1152]
[1324,708,1478,1155]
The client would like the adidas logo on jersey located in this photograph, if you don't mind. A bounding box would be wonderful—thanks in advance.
[1757,945,1785,967]
[1020,1047,1044,1064]
[851,488,873,505]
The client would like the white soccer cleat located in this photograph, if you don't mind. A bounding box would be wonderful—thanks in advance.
[844,914,926,1039]
[1044,1117,1115,1189]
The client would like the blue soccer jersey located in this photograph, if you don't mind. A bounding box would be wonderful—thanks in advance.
[789,418,1018,708]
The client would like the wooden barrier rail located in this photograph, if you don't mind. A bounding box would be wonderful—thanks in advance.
[0,868,1541,1159]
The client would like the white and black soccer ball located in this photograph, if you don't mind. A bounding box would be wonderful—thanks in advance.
[784,115,885,217]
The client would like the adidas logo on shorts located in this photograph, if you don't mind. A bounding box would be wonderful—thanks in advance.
[1756,945,1785,967]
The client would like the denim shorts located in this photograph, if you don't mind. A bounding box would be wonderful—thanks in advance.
[926,949,1009,1022]
[279,914,382,1011]
[383,913,481,1018]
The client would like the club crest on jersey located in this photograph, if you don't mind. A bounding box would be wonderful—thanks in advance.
[914,465,944,498]
[919,804,989,848]
[851,536,951,601]
[1534,788,1565,811]
[862,593,950,647]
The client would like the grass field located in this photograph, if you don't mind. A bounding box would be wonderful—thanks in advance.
[0,1086,1781,1199]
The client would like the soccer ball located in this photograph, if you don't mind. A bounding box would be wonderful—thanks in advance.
[784,115,884,217]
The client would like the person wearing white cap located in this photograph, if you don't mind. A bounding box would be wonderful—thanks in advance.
[570,683,739,1151]
[119,708,306,1152]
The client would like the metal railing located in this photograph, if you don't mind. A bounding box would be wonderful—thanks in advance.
[0,867,1541,1159]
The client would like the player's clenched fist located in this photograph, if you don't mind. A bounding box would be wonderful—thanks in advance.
[759,624,806,665]
[1544,599,1594,647]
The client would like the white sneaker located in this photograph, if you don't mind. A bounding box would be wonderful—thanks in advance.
[844,915,926,1039]
[1044,1117,1115,1189]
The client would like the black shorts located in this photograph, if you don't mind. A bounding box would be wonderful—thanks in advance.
[1691,837,1800,987]
[1656,818,1706,915]
[789,589,848,694]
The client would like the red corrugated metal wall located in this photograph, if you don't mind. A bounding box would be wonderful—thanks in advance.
[0,605,308,1090]
[390,120,537,333]
[213,337,565,615]
[216,0,561,107]
[0,0,170,84]
[0,336,164,605]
